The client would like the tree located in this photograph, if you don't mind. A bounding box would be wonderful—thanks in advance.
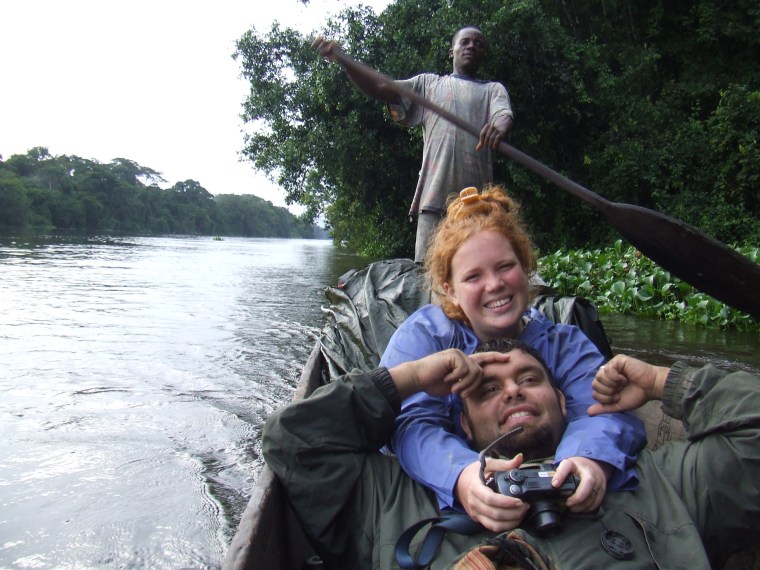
[235,13,418,257]
[0,149,319,239]
[234,0,760,255]
[233,0,604,255]
[0,169,30,226]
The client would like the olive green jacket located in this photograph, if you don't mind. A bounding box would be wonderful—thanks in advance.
[262,363,760,569]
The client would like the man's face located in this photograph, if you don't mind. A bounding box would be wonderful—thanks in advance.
[450,28,487,75]
[460,349,566,460]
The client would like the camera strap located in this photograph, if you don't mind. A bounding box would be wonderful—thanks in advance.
[395,512,482,569]
[396,428,532,568]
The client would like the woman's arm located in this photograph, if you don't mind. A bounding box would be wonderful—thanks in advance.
[381,306,480,507]
[539,322,647,490]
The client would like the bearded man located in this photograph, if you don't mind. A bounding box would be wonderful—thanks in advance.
[262,339,760,569]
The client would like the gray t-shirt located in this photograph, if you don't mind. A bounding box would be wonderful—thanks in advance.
[389,73,513,215]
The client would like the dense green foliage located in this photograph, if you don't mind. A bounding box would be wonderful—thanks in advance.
[539,241,760,331]
[235,0,759,258]
[0,148,321,238]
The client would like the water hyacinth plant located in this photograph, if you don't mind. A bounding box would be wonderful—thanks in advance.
[538,241,759,331]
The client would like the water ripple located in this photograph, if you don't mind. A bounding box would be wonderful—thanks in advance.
[0,236,360,569]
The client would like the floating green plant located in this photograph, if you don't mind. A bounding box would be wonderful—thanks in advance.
[538,241,759,331]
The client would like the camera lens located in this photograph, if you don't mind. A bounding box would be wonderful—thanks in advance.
[527,499,563,537]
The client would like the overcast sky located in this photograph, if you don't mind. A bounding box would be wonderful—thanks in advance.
[0,0,391,213]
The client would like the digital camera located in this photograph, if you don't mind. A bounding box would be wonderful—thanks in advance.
[488,463,578,536]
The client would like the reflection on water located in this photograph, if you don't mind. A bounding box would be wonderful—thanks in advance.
[0,235,367,570]
[603,313,759,376]
[0,234,756,568]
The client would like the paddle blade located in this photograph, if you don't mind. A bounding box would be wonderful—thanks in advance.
[604,203,760,320]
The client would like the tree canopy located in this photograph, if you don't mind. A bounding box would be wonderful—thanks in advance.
[0,147,321,239]
[235,0,759,258]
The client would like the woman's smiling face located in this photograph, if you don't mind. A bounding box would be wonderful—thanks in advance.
[443,230,530,341]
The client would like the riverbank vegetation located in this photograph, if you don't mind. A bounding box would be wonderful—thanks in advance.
[538,241,760,331]
[0,148,322,239]
[236,0,758,257]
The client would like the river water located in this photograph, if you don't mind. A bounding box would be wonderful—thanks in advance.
[1,235,757,569]
[0,235,366,570]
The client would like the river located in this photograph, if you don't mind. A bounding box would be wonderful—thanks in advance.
[0,235,366,570]
[0,235,757,569]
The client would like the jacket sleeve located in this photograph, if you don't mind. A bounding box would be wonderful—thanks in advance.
[540,323,646,490]
[656,362,760,566]
[261,368,400,568]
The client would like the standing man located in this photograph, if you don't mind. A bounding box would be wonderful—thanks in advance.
[313,27,514,262]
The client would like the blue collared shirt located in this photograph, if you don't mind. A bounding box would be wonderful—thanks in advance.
[380,304,645,509]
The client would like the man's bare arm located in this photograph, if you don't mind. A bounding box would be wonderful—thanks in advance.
[312,37,400,105]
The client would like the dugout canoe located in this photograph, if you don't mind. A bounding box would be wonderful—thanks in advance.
[223,259,753,570]
[222,259,620,570]
[224,259,432,570]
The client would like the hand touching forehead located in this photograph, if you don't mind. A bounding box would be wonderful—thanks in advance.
[470,351,552,400]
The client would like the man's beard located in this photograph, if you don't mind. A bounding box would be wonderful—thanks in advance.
[489,422,565,461]
[468,419,565,461]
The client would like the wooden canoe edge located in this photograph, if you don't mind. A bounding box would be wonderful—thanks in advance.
[223,341,325,570]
